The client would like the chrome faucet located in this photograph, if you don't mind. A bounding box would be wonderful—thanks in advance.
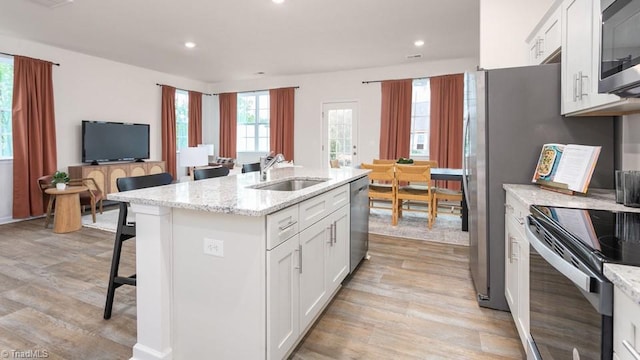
[259,153,285,181]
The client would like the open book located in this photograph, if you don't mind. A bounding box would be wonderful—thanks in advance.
[531,144,601,194]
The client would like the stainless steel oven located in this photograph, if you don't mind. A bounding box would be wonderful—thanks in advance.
[526,206,617,360]
[599,0,640,96]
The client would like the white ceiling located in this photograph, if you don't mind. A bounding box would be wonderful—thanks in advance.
[0,0,479,83]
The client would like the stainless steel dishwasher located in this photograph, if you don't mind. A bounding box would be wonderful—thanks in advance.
[349,176,369,273]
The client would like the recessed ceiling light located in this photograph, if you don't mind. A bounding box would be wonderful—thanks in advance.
[184,42,196,49]
[272,0,285,4]
[414,40,425,47]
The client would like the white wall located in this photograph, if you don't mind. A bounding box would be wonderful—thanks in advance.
[479,0,555,69]
[208,58,477,169]
[0,34,212,221]
[0,160,13,222]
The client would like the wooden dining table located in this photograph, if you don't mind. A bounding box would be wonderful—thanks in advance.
[431,168,467,232]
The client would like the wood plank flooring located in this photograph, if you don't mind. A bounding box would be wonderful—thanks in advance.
[0,218,524,359]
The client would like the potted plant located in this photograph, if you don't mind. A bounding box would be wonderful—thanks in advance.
[52,171,70,190]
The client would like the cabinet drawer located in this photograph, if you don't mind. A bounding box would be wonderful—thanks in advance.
[267,205,299,250]
[299,185,349,229]
[505,193,528,229]
[614,287,640,360]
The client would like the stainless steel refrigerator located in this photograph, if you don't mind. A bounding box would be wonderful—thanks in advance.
[463,63,615,310]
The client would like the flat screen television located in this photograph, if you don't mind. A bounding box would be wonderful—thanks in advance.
[82,120,150,164]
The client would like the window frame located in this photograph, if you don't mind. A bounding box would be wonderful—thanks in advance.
[175,89,189,151]
[237,91,270,153]
[410,78,430,158]
[0,55,14,160]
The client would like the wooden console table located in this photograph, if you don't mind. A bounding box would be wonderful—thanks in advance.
[68,161,165,196]
[45,186,88,233]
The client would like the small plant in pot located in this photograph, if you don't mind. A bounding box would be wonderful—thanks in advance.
[52,171,70,190]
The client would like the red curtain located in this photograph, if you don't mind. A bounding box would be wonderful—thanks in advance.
[269,87,295,161]
[219,92,237,158]
[161,85,177,180]
[12,56,58,218]
[430,74,464,190]
[188,91,202,147]
[379,79,412,160]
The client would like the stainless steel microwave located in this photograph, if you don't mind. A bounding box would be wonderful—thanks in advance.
[599,0,640,97]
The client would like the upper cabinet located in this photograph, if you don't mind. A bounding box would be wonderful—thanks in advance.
[526,1,562,65]
[560,0,640,116]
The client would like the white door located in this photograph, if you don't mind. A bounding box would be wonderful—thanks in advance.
[322,102,358,168]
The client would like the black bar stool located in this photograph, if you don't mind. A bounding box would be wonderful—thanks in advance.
[103,172,173,319]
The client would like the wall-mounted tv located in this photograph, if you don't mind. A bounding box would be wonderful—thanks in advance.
[82,120,150,164]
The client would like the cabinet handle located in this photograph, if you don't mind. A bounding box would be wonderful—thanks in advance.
[298,244,303,274]
[508,234,513,263]
[327,225,333,246]
[537,38,544,57]
[573,73,579,102]
[516,216,525,225]
[578,71,588,100]
[332,223,337,244]
[278,221,297,232]
[623,340,640,360]
[505,203,514,211]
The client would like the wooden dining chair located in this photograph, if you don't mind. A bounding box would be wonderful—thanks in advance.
[193,166,230,180]
[413,160,438,167]
[395,164,434,228]
[372,159,397,164]
[433,188,463,218]
[360,163,397,224]
[38,175,104,226]
[104,172,173,319]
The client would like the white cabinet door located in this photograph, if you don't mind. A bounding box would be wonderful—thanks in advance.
[298,218,330,330]
[505,215,519,315]
[326,205,350,294]
[266,236,300,360]
[562,0,592,114]
[614,287,640,360]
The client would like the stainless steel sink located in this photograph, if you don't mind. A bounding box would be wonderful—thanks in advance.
[250,178,329,191]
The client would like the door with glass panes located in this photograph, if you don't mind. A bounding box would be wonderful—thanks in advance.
[322,102,358,169]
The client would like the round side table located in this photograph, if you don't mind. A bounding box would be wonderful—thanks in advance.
[45,185,88,233]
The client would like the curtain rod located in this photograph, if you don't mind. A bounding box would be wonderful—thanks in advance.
[0,51,60,66]
[212,86,300,96]
[156,83,213,96]
[362,77,428,84]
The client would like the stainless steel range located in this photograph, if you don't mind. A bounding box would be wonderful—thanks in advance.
[526,205,640,360]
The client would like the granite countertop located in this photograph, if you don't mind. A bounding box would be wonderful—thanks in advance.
[604,264,640,304]
[503,184,640,213]
[504,184,640,304]
[107,167,369,216]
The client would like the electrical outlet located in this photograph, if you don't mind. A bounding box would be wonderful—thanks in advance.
[203,238,224,257]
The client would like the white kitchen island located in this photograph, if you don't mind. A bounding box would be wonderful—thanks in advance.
[107,167,370,360]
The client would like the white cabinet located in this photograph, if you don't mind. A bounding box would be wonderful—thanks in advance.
[527,1,562,65]
[561,0,640,116]
[266,185,350,360]
[299,218,331,329]
[504,193,530,352]
[326,205,350,293]
[614,287,640,360]
[267,234,300,360]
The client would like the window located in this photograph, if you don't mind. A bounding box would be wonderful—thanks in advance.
[0,56,13,159]
[175,90,189,150]
[410,79,430,157]
[237,92,269,152]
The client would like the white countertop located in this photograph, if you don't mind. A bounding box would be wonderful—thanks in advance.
[604,264,640,304]
[107,167,369,216]
[504,184,640,304]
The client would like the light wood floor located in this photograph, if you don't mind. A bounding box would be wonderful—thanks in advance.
[0,218,524,359]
